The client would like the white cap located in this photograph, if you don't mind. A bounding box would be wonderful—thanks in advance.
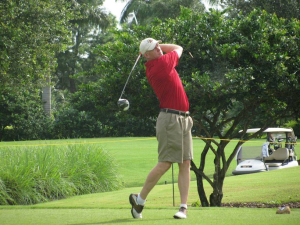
[139,38,160,54]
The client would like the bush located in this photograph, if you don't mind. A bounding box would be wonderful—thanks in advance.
[103,112,156,137]
[1,89,55,141]
[53,108,104,138]
[2,108,54,141]
[0,144,122,205]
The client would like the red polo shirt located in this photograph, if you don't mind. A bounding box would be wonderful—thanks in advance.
[145,51,189,112]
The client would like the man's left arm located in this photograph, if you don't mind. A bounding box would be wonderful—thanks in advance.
[159,44,183,58]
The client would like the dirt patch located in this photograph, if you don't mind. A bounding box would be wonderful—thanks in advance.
[221,202,300,208]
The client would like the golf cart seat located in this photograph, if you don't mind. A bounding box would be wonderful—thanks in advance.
[264,148,289,167]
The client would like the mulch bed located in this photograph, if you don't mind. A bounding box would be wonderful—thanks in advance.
[221,202,300,208]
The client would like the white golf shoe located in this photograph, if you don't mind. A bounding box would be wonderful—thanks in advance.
[174,207,187,219]
[129,194,144,219]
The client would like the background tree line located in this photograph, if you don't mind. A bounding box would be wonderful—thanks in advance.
[1,0,300,141]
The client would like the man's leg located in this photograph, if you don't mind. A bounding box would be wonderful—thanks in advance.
[140,161,172,200]
[129,161,171,219]
[178,160,190,204]
[174,160,190,219]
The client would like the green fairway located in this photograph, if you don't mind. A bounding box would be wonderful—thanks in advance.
[0,207,299,225]
[0,137,299,224]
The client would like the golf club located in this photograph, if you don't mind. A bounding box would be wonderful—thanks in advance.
[117,53,141,111]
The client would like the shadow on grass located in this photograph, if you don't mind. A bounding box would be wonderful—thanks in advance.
[70,218,174,225]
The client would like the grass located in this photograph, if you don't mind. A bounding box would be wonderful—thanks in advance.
[0,144,122,205]
[0,208,299,225]
[0,137,299,224]
[0,167,299,225]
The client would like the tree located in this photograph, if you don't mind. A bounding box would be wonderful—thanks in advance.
[54,0,115,93]
[166,9,300,206]
[0,0,72,90]
[223,0,300,20]
[0,0,73,140]
[172,8,300,206]
[118,0,205,25]
[85,8,300,206]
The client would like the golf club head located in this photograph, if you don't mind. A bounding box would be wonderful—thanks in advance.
[117,99,130,111]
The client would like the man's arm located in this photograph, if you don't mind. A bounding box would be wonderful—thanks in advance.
[159,44,183,58]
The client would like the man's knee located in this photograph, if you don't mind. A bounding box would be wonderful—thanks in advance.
[157,162,172,173]
[178,160,190,170]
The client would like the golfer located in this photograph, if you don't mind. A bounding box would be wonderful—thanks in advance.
[129,38,193,219]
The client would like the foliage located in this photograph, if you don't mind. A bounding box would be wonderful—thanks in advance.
[175,8,300,206]
[53,107,104,139]
[53,0,116,93]
[0,88,54,141]
[0,0,73,140]
[223,0,300,20]
[118,0,206,25]
[0,0,116,141]
[0,0,73,89]
[284,119,300,136]
[0,144,122,205]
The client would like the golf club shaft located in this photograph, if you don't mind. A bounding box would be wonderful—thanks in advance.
[119,54,141,100]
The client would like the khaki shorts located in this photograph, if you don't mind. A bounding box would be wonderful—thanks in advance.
[156,111,193,163]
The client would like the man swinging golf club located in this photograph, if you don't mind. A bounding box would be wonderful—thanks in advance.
[129,38,193,219]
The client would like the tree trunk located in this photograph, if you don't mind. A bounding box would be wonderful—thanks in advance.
[42,77,51,116]
[210,171,224,207]
[209,187,223,206]
[191,160,210,207]
[69,28,81,93]
[196,174,210,207]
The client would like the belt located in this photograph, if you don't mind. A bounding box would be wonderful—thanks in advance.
[160,108,190,117]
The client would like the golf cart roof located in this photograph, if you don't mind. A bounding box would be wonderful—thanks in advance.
[239,128,293,133]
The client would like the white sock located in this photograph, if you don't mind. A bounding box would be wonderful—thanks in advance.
[137,193,146,206]
[180,204,187,209]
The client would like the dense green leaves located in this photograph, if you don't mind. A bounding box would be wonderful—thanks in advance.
[119,0,206,25]
[0,0,115,140]
[54,0,116,93]
[225,0,300,20]
[0,0,72,88]
[0,0,74,140]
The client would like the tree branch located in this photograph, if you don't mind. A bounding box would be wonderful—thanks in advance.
[191,160,213,187]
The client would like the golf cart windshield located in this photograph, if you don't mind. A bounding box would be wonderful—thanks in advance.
[268,132,286,140]
[236,146,263,161]
[237,127,297,161]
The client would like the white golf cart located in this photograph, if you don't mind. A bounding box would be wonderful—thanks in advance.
[232,128,298,175]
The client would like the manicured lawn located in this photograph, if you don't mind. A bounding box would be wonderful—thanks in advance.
[0,207,299,225]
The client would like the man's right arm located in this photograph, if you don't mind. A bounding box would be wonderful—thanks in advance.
[159,44,183,58]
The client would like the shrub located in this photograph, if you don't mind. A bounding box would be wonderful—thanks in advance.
[53,108,104,138]
[1,90,55,141]
[0,144,122,205]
